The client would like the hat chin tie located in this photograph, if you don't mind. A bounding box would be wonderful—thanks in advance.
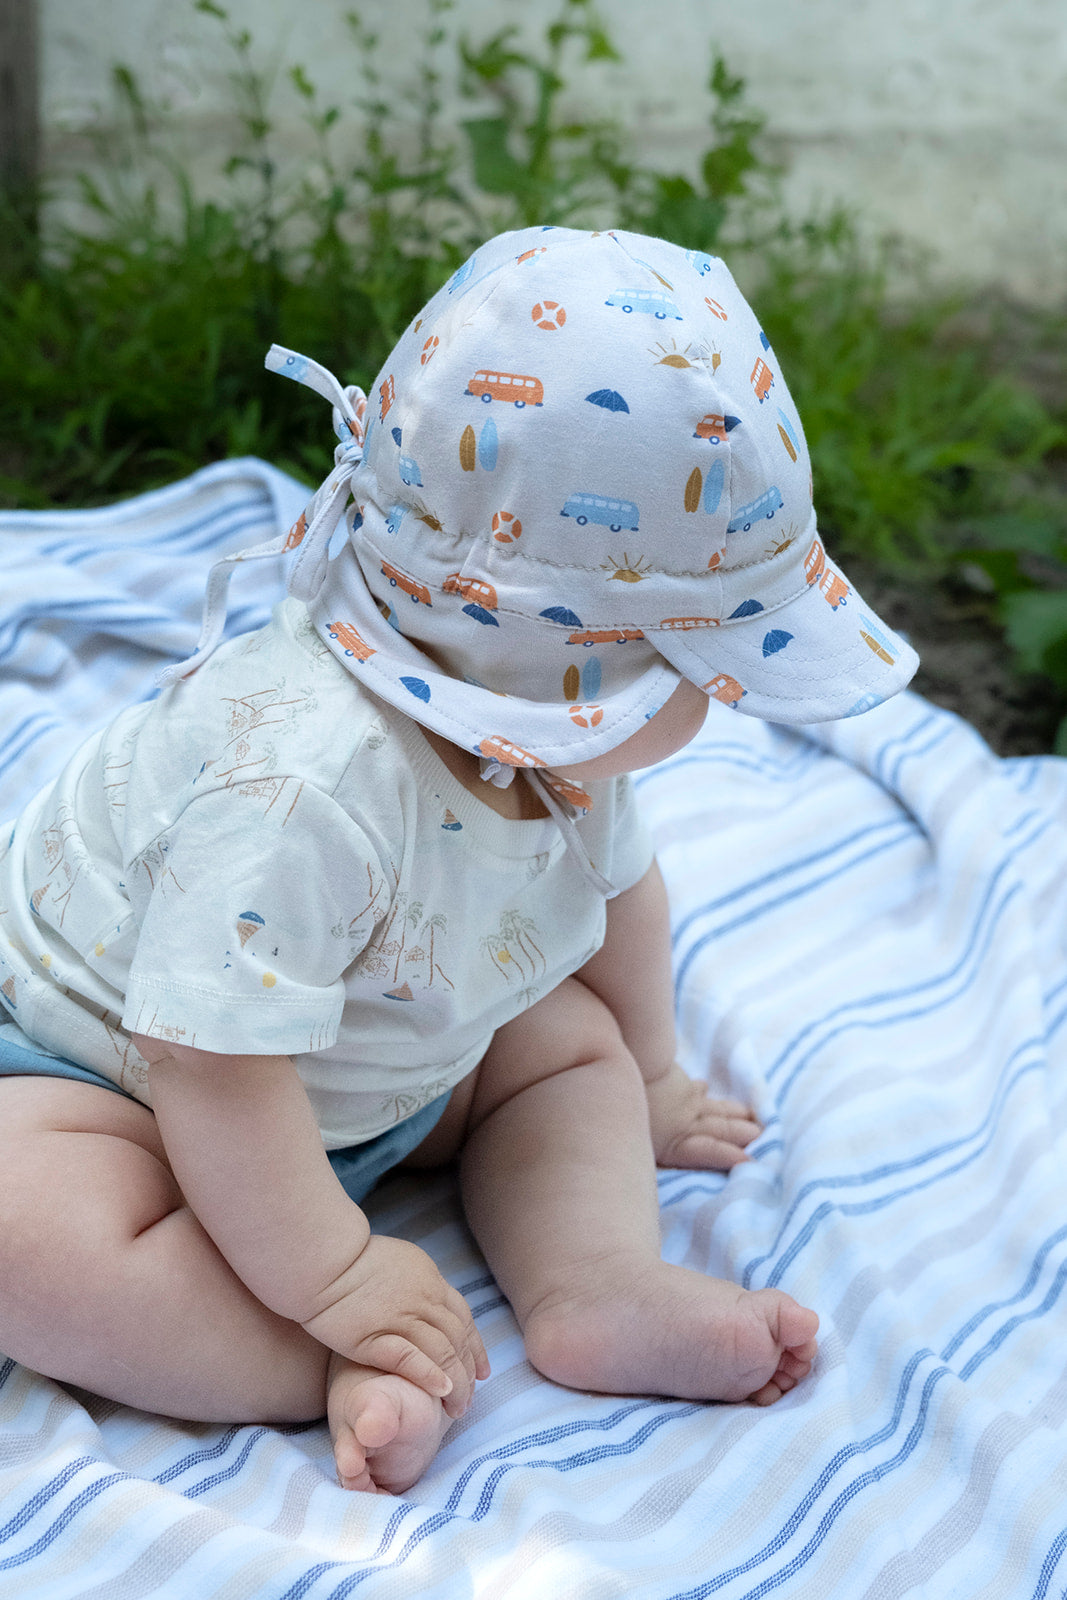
[526,770,617,898]
[159,344,618,902]
[478,756,514,788]
[157,345,366,687]
[475,754,614,894]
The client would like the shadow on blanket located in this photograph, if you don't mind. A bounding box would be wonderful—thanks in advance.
[2,461,1067,1598]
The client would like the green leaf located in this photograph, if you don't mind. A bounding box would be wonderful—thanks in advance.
[461,117,532,198]
[958,549,1032,596]
[290,65,315,101]
[584,27,621,64]
[966,511,1067,559]
[1001,589,1067,677]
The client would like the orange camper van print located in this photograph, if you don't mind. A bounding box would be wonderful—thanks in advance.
[750,358,774,403]
[477,736,546,769]
[568,626,645,647]
[327,621,376,661]
[804,537,826,586]
[466,370,545,408]
[381,561,432,606]
[443,573,498,610]
[543,774,593,813]
[817,569,849,609]
[693,413,740,445]
[704,674,747,708]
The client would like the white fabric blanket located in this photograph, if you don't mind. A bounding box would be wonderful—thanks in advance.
[2,460,1067,1598]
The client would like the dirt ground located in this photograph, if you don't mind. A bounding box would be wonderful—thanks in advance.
[850,558,1064,759]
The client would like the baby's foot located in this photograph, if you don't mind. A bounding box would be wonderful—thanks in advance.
[326,1352,453,1495]
[522,1257,818,1406]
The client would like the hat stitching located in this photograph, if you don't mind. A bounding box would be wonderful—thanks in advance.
[357,517,801,584]
[355,525,817,627]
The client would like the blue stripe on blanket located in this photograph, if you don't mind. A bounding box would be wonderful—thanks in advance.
[5,460,1067,1598]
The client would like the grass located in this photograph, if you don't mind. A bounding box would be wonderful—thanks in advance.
[2,0,1065,735]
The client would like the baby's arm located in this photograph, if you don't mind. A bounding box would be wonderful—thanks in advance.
[136,1037,487,1415]
[577,861,760,1170]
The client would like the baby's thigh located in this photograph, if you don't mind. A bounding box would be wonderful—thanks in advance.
[405,979,630,1166]
[0,1073,167,1154]
[0,1076,179,1258]
[471,977,629,1128]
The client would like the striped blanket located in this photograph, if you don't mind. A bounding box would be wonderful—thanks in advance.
[3,460,1067,1598]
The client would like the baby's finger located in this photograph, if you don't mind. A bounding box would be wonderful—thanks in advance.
[436,1332,477,1418]
[423,1310,485,1416]
[667,1130,753,1171]
[353,1331,455,1403]
[442,1284,491,1383]
[696,1110,762,1147]
[703,1095,757,1120]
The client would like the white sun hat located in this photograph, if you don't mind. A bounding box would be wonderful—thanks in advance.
[166,225,918,784]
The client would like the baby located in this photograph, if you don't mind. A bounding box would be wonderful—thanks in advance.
[0,226,917,1495]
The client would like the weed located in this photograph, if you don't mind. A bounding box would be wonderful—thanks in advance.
[1,0,1064,736]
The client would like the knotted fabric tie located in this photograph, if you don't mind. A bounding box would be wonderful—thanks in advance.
[157,345,366,686]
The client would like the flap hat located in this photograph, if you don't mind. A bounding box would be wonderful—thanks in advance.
[309,225,917,771]
[167,226,918,782]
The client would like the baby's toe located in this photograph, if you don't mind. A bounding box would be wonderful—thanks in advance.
[351,1386,404,1451]
[332,1425,373,1491]
[788,1337,819,1368]
[747,1375,787,1406]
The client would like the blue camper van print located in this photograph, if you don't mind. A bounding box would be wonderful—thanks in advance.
[398,454,423,487]
[561,493,640,532]
[604,290,682,321]
[726,487,785,534]
[385,503,409,536]
[685,250,718,276]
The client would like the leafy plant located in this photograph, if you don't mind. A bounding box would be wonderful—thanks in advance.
[0,0,781,506]
[753,218,1064,569]
[1,0,1064,742]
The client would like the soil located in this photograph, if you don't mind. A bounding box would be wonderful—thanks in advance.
[848,557,1064,758]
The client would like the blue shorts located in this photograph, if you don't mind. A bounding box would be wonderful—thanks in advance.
[0,1022,450,1204]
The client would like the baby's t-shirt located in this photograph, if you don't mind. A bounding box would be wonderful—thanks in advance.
[0,600,654,1146]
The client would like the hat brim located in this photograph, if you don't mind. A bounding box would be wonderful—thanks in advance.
[652,561,919,723]
[307,549,916,773]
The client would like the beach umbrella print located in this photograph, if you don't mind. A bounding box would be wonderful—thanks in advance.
[585,389,630,414]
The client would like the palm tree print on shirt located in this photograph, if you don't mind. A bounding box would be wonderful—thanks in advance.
[482,910,547,983]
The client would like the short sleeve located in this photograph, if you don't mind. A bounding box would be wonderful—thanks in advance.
[605,774,656,894]
[122,781,391,1055]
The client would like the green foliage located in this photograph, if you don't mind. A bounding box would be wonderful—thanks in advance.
[1,0,1064,736]
[754,220,1064,568]
[0,0,782,505]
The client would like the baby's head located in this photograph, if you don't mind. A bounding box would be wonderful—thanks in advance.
[299,226,918,777]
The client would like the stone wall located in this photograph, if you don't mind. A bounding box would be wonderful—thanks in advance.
[40,0,1067,300]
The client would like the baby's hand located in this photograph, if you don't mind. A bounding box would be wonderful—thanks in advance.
[645,1062,761,1171]
[299,1234,490,1419]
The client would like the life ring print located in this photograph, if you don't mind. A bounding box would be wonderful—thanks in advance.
[531,300,567,330]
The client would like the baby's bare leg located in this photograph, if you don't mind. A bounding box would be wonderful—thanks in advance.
[457,979,818,1403]
[0,1077,330,1421]
[0,1077,456,1492]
